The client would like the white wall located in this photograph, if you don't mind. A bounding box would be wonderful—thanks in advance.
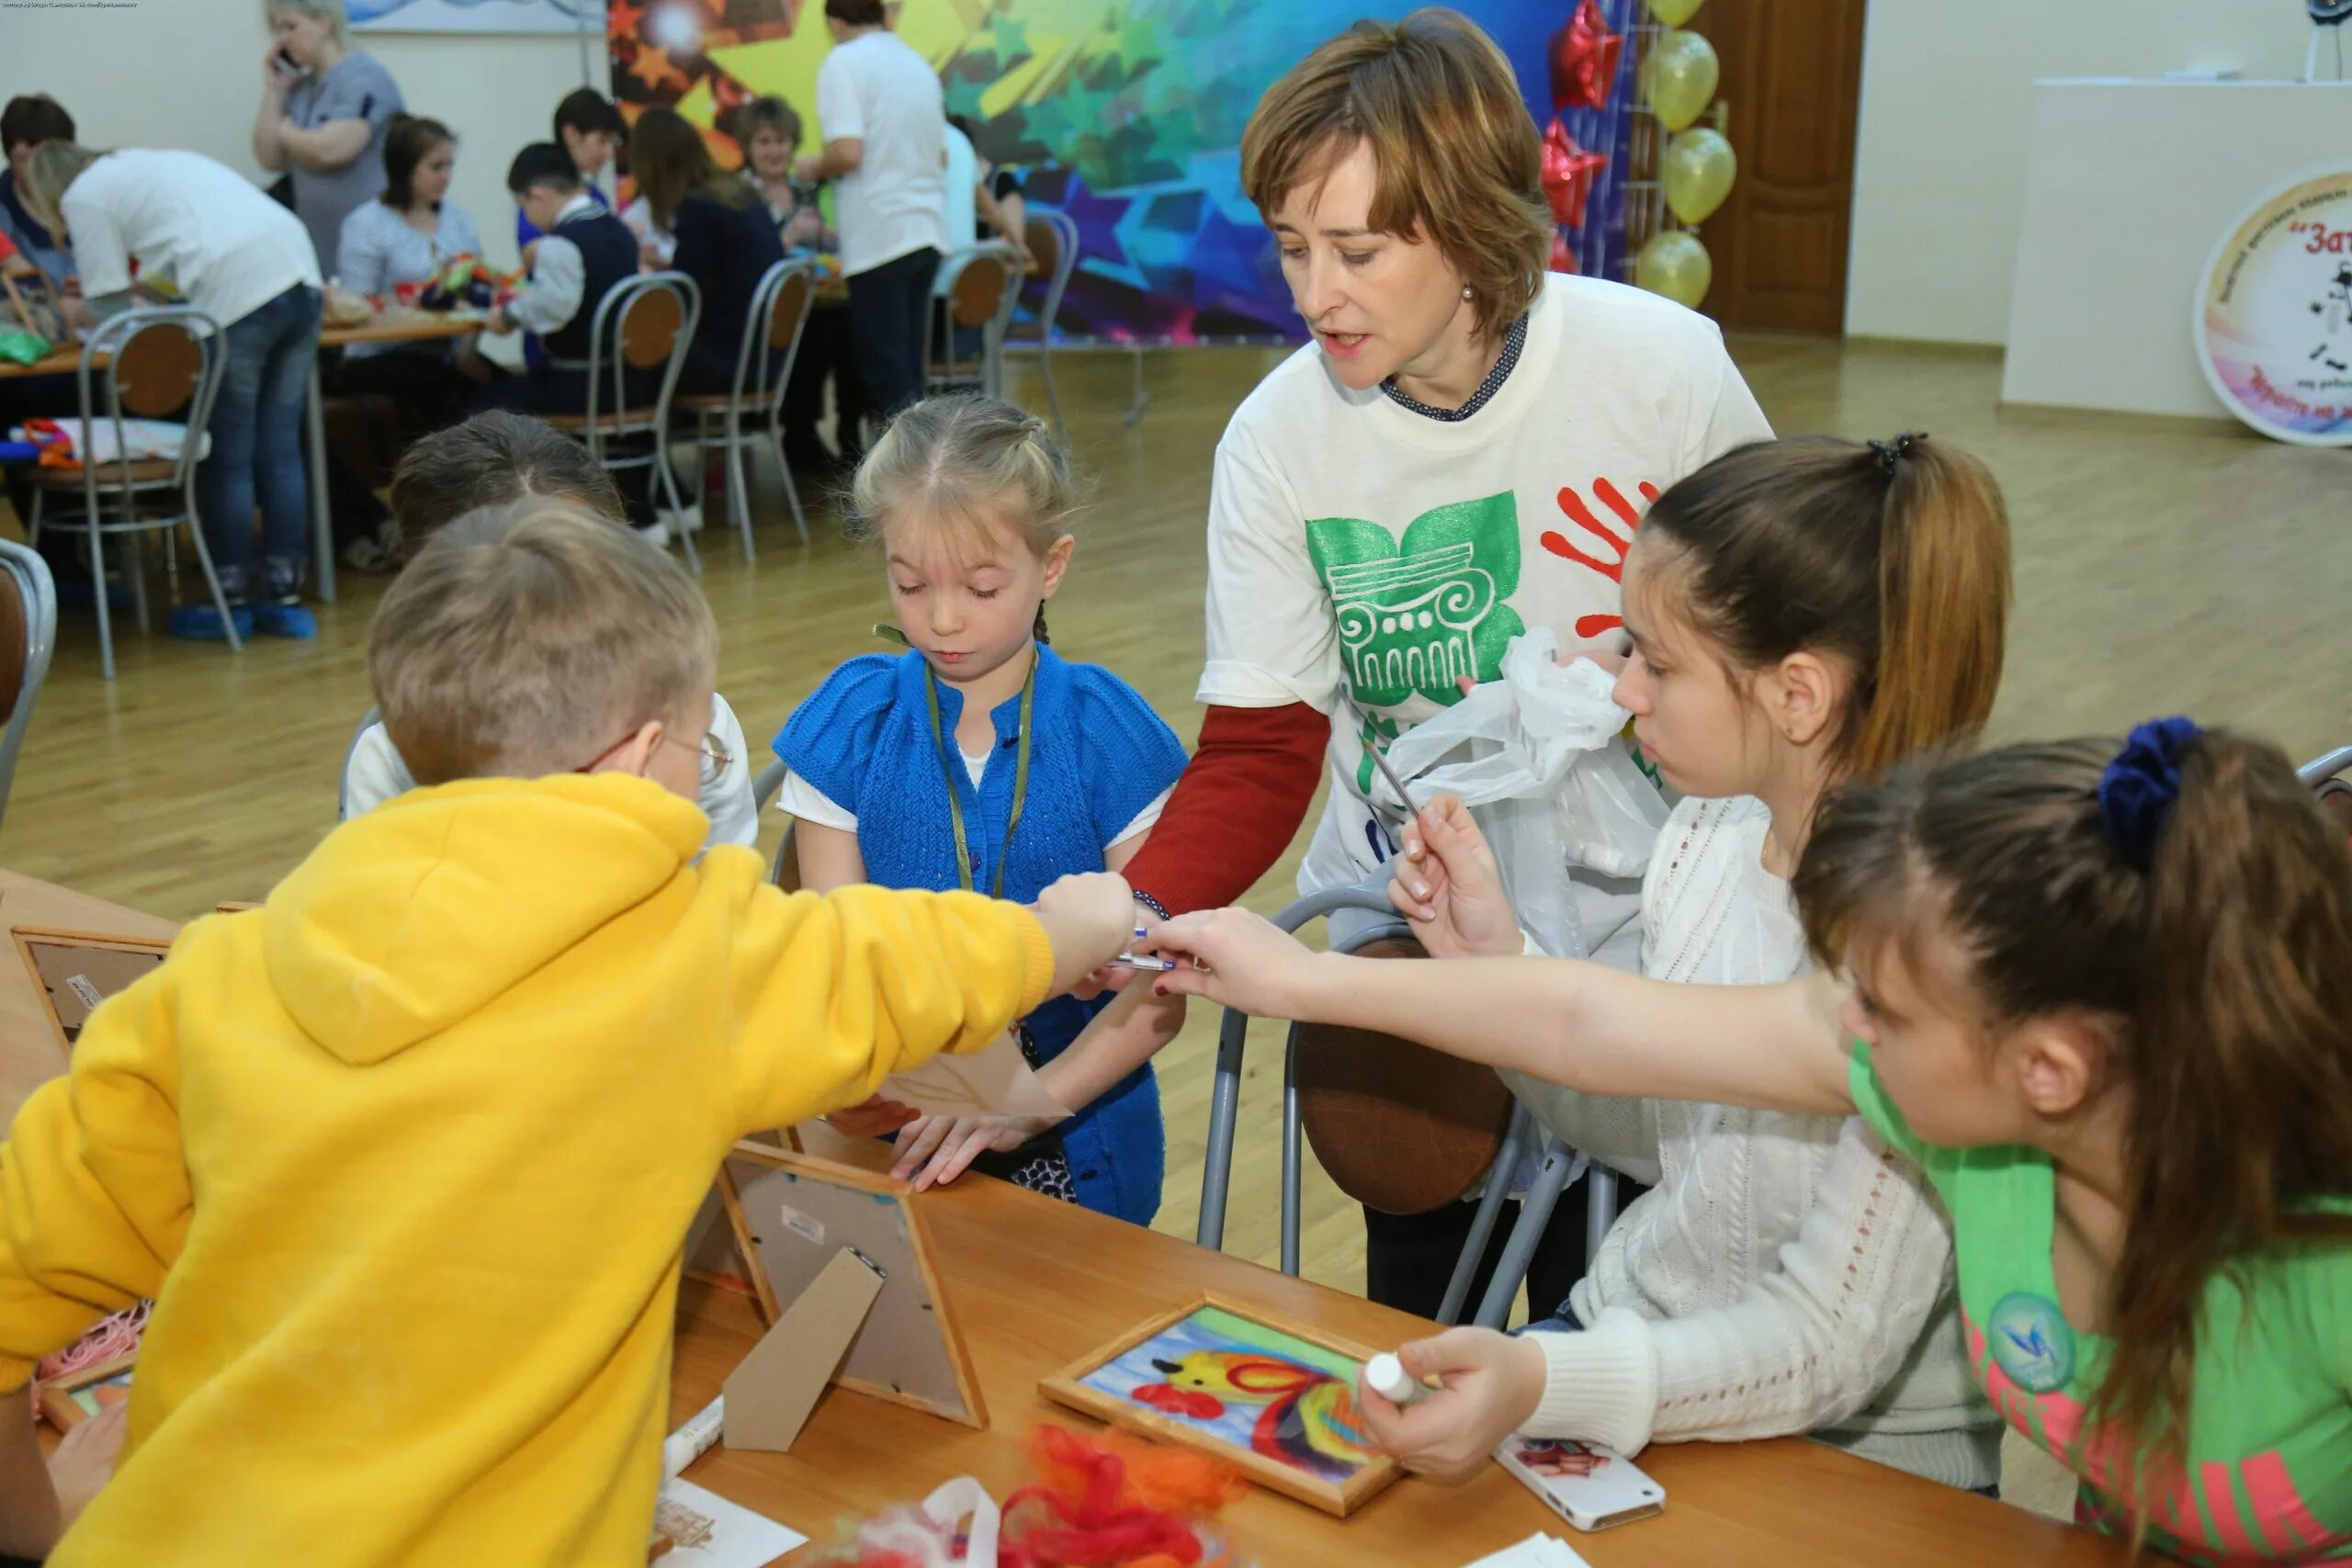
[1,8,608,275]
[1846,0,2315,344]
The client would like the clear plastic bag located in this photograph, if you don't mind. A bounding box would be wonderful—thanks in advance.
[1371,628,1669,962]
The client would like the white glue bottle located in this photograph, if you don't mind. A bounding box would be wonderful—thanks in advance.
[662,1395,725,1480]
[1364,1351,1427,1406]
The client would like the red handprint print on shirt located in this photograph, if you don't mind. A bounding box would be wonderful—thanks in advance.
[1541,477,1660,638]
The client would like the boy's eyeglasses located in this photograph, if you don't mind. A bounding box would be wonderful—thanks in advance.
[581,728,732,787]
[666,729,734,787]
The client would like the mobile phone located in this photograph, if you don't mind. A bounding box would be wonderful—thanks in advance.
[1495,1435,1665,1533]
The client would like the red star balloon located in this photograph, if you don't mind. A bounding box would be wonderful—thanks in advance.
[1542,119,1610,230]
[1549,0,1623,112]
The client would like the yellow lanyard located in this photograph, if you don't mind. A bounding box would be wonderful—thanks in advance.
[922,660,1035,899]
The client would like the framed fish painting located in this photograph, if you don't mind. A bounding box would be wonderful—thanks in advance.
[1038,1292,1403,1517]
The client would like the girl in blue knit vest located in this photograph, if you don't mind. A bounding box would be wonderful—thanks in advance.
[774,394,1189,1226]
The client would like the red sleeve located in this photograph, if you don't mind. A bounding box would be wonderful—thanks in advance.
[1122,702,1329,917]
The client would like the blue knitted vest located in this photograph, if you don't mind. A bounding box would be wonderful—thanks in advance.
[775,647,1186,1225]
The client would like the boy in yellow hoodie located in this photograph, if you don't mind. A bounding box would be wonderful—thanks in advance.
[0,503,1137,1565]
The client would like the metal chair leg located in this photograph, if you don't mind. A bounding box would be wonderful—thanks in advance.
[655,433,702,576]
[1039,342,1064,442]
[186,521,243,658]
[86,512,115,682]
[1586,1166,1621,1260]
[1474,1134,1581,1329]
[775,431,809,544]
[1280,1027,1304,1278]
[1194,1006,1250,1250]
[25,490,41,550]
[728,420,755,563]
[126,532,151,636]
[1439,1102,1533,1326]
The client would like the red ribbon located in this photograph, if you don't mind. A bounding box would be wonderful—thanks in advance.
[1548,0,1623,112]
[1541,119,1609,230]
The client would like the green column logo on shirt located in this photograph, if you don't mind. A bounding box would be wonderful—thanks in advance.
[1306,492,1526,711]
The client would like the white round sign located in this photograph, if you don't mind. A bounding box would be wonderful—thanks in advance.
[2194,169,2352,446]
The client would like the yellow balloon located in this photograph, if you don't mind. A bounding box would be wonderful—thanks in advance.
[1660,127,1736,225]
[1644,29,1720,132]
[1645,0,1705,24]
[1635,231,1713,310]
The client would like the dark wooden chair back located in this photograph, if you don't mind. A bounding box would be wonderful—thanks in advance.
[1293,934,1515,1215]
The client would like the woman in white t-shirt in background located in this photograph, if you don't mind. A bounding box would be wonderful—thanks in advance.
[1112,8,1772,1317]
[800,0,946,428]
[23,142,324,643]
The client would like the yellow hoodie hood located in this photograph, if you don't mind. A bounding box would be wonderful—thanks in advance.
[263,773,710,1065]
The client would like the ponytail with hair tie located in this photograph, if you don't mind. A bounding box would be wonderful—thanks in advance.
[2097,716,2203,872]
[1866,430,1927,478]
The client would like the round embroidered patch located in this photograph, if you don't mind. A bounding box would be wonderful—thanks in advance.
[1986,1292,2076,1394]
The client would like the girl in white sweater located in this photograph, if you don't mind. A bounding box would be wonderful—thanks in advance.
[1369,434,2016,1487]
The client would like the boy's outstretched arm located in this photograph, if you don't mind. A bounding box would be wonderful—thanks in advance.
[722,869,1135,1134]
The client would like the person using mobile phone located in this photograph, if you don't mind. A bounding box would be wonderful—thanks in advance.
[252,0,405,276]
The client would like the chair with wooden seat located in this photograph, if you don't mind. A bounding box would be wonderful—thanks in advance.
[0,536,57,832]
[2300,744,2352,840]
[923,243,1023,401]
[1195,879,1556,1314]
[1001,209,1078,439]
[542,271,702,573]
[27,306,234,680]
[673,257,817,559]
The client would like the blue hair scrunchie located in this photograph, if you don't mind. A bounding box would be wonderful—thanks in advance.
[2096,716,2204,871]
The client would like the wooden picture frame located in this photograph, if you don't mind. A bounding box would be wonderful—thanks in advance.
[36,1352,135,1432]
[713,1143,988,1431]
[1038,1292,1404,1517]
[11,927,174,1061]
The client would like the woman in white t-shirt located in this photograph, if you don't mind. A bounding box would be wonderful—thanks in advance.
[1113,10,1771,1316]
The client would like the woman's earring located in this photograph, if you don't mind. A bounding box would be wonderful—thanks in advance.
[1461,285,1473,299]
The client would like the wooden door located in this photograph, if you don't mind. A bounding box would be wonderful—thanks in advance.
[1696,0,1867,333]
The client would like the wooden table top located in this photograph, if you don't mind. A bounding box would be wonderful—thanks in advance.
[0,308,483,379]
[0,874,2118,1566]
[674,1126,2120,1568]
[0,868,178,1122]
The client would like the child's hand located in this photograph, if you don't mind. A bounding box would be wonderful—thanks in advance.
[1032,872,1135,994]
[48,1402,128,1528]
[1359,1328,1546,1479]
[519,238,542,270]
[1388,796,1522,958]
[1133,908,1317,1018]
[890,1113,1053,1190]
[824,1094,919,1138]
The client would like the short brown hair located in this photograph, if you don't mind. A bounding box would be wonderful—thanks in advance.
[368,503,718,785]
[1240,7,1549,339]
[1,95,74,156]
[732,96,801,152]
[387,411,625,559]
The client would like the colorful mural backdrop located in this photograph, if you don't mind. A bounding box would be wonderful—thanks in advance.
[612,0,1641,344]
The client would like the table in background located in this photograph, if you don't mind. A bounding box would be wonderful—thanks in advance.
[674,1124,2120,1568]
[0,310,485,605]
